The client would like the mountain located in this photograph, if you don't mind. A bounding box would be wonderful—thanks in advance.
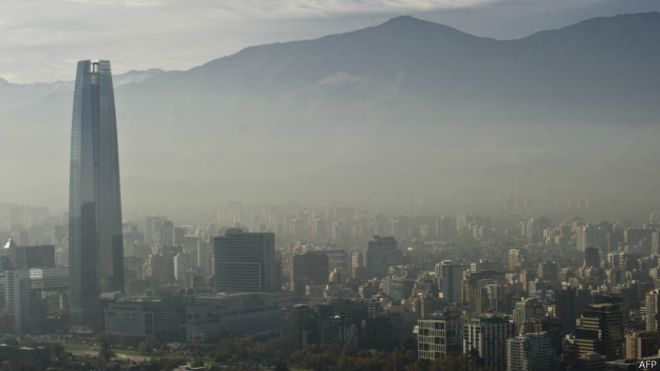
[0,68,163,112]
[2,13,660,216]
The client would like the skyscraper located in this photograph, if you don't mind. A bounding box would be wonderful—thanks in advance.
[213,229,278,292]
[69,60,124,324]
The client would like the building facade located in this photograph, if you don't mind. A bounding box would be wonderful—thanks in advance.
[69,60,124,325]
[214,229,278,292]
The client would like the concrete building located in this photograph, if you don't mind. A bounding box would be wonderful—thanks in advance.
[464,314,513,371]
[213,229,278,292]
[436,260,462,305]
[417,311,462,361]
[3,267,69,333]
[506,332,557,371]
[365,236,400,278]
[645,289,660,332]
[512,298,546,334]
[625,331,656,361]
[573,303,623,360]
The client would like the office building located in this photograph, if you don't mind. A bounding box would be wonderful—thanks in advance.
[69,60,124,325]
[436,260,462,304]
[291,252,329,298]
[417,311,462,361]
[573,303,623,360]
[584,246,600,268]
[214,229,278,292]
[1,239,54,270]
[645,289,660,332]
[625,331,656,360]
[512,298,545,334]
[464,314,513,371]
[506,332,557,371]
[365,236,401,278]
[3,267,69,332]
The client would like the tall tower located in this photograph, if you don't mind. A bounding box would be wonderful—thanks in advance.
[69,60,124,325]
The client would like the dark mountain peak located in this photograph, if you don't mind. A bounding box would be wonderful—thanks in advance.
[565,11,660,30]
[381,15,425,26]
[523,11,660,43]
[374,15,474,38]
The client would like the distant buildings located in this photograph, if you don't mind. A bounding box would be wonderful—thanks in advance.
[365,235,400,278]
[214,229,278,292]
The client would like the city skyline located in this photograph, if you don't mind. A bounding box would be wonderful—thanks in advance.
[1,2,660,369]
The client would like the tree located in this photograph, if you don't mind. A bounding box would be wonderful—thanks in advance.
[98,341,115,363]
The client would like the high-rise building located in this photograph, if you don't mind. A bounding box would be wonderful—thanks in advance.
[555,287,577,333]
[512,298,546,334]
[584,246,600,268]
[506,332,557,371]
[508,248,523,272]
[69,60,124,325]
[214,229,278,292]
[652,231,660,256]
[291,252,329,297]
[3,267,69,333]
[645,289,660,332]
[573,303,623,360]
[625,331,656,361]
[1,239,55,270]
[365,235,401,278]
[436,260,462,305]
[417,311,463,361]
[464,314,513,371]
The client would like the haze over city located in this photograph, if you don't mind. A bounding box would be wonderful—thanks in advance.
[1,0,660,219]
[2,1,660,370]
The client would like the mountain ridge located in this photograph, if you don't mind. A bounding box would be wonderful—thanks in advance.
[2,12,660,213]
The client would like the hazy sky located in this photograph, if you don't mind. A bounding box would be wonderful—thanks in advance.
[1,0,659,83]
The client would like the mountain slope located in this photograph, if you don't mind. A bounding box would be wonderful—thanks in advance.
[2,13,660,215]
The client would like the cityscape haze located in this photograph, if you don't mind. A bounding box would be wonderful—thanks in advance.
[1,0,660,370]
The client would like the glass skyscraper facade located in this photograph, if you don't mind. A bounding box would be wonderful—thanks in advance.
[69,60,124,325]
